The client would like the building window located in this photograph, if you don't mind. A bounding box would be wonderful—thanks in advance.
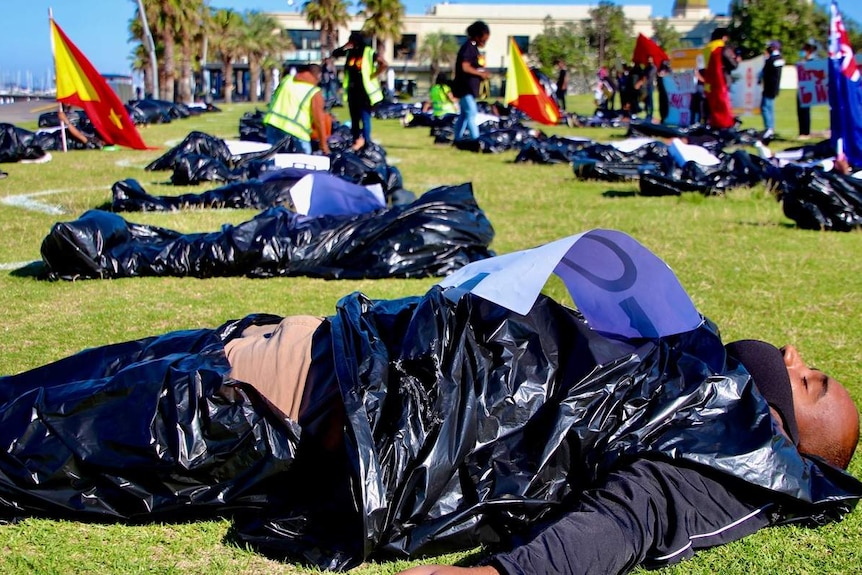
[284,29,321,51]
[509,35,529,54]
[393,34,417,60]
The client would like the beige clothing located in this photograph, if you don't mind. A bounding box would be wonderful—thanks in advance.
[224,315,323,421]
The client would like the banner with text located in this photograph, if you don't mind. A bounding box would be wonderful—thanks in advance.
[797,58,829,108]
[730,55,764,117]
[662,70,697,127]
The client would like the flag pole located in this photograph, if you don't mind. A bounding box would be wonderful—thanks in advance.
[48,8,68,152]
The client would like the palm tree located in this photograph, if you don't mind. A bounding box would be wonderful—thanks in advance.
[241,11,289,103]
[418,30,458,84]
[210,7,245,103]
[149,0,185,101]
[260,53,282,104]
[302,0,351,56]
[358,0,405,60]
[174,0,206,104]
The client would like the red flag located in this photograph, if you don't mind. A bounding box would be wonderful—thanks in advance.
[505,39,560,125]
[828,0,860,81]
[702,39,735,129]
[51,19,149,150]
[632,34,669,66]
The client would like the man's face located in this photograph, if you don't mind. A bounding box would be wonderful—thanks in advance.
[782,345,859,464]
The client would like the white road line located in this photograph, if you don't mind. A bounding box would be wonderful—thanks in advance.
[0,261,39,271]
[0,187,90,215]
[114,159,150,169]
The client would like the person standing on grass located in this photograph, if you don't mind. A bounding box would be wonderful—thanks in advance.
[797,39,818,140]
[656,59,672,124]
[452,21,491,142]
[703,27,739,130]
[759,40,785,140]
[555,59,569,112]
[333,31,387,151]
[263,63,331,155]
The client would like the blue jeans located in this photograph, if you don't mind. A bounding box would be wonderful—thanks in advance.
[453,94,479,141]
[265,125,312,154]
[761,97,776,131]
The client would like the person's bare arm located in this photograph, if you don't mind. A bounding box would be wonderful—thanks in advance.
[461,60,490,80]
[310,92,330,154]
[374,54,388,78]
[58,109,89,145]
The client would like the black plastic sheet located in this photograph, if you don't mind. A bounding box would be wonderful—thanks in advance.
[239,109,267,142]
[40,183,495,280]
[0,123,47,162]
[147,131,235,172]
[780,165,862,231]
[110,170,312,212]
[0,122,98,163]
[1,286,858,570]
[570,141,671,181]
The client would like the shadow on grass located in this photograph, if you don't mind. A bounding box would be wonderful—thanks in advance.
[221,520,494,571]
[9,261,46,278]
[602,190,638,198]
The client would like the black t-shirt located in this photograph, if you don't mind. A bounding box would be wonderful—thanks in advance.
[556,68,568,92]
[333,45,376,99]
[453,41,482,98]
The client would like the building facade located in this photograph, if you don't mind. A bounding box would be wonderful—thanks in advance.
[209,2,730,100]
[271,2,730,72]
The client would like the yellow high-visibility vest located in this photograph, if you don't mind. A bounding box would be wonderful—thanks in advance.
[264,76,319,141]
[343,46,383,105]
[430,84,457,116]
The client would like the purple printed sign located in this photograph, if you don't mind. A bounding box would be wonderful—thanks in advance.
[439,229,702,338]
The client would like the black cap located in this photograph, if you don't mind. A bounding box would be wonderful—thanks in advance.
[725,339,799,444]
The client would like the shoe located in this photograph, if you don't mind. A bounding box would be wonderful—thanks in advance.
[798,134,811,141]
[763,129,774,140]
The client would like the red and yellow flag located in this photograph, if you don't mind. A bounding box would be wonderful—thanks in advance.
[505,39,560,125]
[51,19,149,150]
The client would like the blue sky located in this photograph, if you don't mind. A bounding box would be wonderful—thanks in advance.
[1,0,858,86]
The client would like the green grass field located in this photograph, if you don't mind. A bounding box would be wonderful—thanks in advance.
[0,92,860,574]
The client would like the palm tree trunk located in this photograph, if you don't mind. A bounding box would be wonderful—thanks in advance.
[160,32,177,101]
[263,68,274,103]
[223,60,235,103]
[141,64,154,99]
[249,59,261,103]
[178,40,193,104]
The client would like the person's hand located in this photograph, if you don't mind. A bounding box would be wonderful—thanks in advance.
[834,156,852,175]
[396,566,499,575]
[480,70,491,80]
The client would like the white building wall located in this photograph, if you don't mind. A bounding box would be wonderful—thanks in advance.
[271,3,728,71]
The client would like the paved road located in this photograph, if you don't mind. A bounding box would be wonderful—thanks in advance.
[0,99,56,125]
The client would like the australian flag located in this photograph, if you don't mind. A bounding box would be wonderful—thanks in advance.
[829,0,862,166]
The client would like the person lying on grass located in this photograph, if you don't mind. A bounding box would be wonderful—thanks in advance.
[396,339,859,575]
[0,230,859,573]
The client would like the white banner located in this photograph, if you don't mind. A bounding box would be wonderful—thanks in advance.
[662,70,697,127]
[730,55,764,117]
